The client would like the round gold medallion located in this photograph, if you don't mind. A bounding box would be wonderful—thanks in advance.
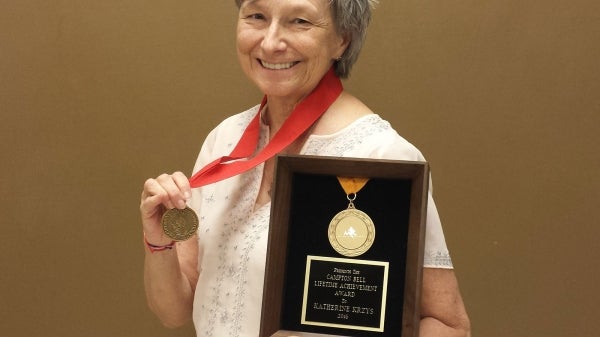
[328,208,375,257]
[161,206,199,241]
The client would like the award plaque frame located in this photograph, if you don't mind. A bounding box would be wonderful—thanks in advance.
[259,154,429,337]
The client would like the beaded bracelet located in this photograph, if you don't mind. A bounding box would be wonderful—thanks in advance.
[144,235,176,253]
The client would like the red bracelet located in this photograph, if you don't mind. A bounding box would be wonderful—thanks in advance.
[144,235,176,253]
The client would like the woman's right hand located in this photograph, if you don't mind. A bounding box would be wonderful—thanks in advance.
[140,171,192,245]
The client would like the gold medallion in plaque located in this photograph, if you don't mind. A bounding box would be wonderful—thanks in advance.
[161,206,199,241]
[328,177,375,257]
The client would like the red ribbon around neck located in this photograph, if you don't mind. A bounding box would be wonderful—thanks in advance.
[188,67,343,188]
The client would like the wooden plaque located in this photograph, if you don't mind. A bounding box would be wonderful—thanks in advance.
[259,155,429,337]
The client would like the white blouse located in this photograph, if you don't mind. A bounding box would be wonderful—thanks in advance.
[189,105,453,337]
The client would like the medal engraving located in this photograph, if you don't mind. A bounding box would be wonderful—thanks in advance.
[161,206,199,241]
[328,208,375,257]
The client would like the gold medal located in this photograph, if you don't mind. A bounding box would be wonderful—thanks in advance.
[161,206,199,241]
[328,177,375,257]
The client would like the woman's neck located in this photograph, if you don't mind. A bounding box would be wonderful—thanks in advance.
[263,91,373,137]
[262,95,305,136]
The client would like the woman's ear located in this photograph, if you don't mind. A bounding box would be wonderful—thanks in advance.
[335,33,351,59]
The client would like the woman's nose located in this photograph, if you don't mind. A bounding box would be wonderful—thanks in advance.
[261,22,286,52]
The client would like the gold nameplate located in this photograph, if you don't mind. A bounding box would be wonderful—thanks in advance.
[301,255,389,332]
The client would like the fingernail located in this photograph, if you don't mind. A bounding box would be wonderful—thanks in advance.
[178,200,186,209]
[184,191,191,199]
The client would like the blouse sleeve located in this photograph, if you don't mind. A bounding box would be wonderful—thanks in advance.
[362,128,454,269]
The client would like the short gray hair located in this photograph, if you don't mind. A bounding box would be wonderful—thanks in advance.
[234,0,378,78]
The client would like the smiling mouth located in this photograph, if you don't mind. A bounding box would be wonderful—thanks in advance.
[259,60,299,70]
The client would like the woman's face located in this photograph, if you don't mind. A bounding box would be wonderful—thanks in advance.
[237,0,348,103]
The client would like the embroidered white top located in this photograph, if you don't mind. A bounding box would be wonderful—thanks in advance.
[189,105,452,337]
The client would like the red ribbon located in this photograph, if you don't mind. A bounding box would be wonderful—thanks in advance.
[189,67,343,188]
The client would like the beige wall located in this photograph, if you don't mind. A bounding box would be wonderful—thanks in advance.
[1,1,599,336]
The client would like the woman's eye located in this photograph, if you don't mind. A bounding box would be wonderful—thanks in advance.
[293,18,311,25]
[246,13,265,20]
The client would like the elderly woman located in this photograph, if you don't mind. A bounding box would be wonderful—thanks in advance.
[140,0,471,336]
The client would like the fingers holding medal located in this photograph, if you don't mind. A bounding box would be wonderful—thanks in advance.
[140,172,199,242]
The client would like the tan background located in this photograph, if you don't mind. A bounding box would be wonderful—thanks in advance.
[1,0,599,336]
